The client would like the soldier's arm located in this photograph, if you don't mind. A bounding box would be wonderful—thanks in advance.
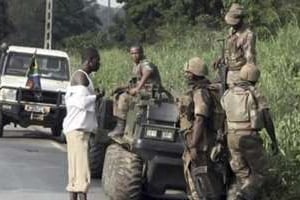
[263,109,278,152]
[189,115,206,148]
[189,90,210,148]
[71,71,89,87]
[243,31,256,64]
[135,67,152,91]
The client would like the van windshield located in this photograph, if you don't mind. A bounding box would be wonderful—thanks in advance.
[4,52,70,81]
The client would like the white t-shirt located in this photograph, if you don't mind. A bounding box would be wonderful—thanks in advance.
[63,70,97,133]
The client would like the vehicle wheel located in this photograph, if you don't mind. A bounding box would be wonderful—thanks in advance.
[89,135,106,178]
[0,112,4,137]
[51,123,62,137]
[102,143,143,200]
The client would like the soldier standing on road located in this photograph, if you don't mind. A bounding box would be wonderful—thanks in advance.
[63,47,101,200]
[108,45,162,137]
[221,64,279,200]
[179,57,225,200]
[214,3,256,88]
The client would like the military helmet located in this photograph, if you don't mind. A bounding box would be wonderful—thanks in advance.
[184,57,208,77]
[239,63,260,82]
[225,3,245,25]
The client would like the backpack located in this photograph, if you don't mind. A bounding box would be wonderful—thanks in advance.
[207,85,225,132]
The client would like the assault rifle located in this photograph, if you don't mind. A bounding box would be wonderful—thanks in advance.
[215,39,228,95]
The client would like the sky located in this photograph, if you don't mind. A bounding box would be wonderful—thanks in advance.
[97,0,123,8]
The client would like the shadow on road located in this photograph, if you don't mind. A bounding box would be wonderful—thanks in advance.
[3,129,66,143]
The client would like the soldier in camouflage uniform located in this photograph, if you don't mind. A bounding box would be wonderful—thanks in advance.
[108,45,162,137]
[215,3,256,88]
[179,57,224,200]
[221,64,279,200]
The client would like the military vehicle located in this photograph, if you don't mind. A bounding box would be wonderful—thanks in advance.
[93,87,186,199]
[0,45,70,137]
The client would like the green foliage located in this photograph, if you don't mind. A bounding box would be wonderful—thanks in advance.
[70,21,300,199]
[3,0,101,47]
[6,0,45,46]
[0,0,14,41]
[115,0,224,43]
[53,0,101,45]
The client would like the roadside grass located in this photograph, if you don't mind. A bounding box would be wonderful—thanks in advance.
[69,22,300,199]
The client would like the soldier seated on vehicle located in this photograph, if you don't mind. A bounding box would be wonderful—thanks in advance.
[108,45,162,137]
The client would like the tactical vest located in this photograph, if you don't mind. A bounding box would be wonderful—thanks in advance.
[225,31,247,70]
[179,87,224,132]
[223,86,264,131]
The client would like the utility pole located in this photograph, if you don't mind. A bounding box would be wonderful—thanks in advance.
[44,0,53,49]
[108,0,111,26]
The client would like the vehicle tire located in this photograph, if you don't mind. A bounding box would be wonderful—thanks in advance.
[51,123,62,137]
[102,143,143,200]
[89,135,106,178]
[0,112,4,137]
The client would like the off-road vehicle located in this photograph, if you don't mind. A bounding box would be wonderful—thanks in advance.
[97,88,186,199]
[0,45,70,137]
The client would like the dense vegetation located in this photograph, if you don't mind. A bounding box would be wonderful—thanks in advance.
[0,0,299,199]
[69,21,300,199]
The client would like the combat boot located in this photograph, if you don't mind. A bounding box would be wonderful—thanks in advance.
[108,118,125,137]
[78,192,87,200]
[69,192,77,200]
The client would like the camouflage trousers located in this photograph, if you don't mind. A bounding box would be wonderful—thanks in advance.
[113,92,133,120]
[182,150,224,200]
[226,132,268,200]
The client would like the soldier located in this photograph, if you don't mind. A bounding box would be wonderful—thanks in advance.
[108,45,162,137]
[179,57,224,200]
[214,3,256,88]
[221,64,279,200]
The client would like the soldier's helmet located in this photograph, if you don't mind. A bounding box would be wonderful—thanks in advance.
[239,63,260,82]
[225,3,245,25]
[184,57,208,77]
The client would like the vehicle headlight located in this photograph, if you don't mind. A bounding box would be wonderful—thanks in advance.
[0,88,17,101]
[61,94,66,105]
[145,129,158,138]
[161,131,175,141]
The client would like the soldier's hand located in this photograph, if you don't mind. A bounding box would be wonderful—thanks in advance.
[271,142,279,155]
[190,147,198,161]
[129,88,139,96]
[212,57,224,70]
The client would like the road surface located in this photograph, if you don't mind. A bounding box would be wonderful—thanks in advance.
[0,126,107,200]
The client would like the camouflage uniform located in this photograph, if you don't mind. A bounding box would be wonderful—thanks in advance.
[224,4,256,87]
[221,84,269,200]
[113,59,161,120]
[180,57,224,200]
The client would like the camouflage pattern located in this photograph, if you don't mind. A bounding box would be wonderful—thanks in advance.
[239,63,260,82]
[113,59,162,120]
[132,59,162,87]
[225,26,256,87]
[113,92,133,120]
[180,84,224,200]
[221,84,269,200]
[225,3,244,25]
[184,57,208,77]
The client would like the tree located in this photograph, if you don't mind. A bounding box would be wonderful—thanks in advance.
[53,0,102,45]
[4,0,101,47]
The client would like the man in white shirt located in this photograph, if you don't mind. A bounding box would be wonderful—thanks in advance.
[63,47,100,200]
